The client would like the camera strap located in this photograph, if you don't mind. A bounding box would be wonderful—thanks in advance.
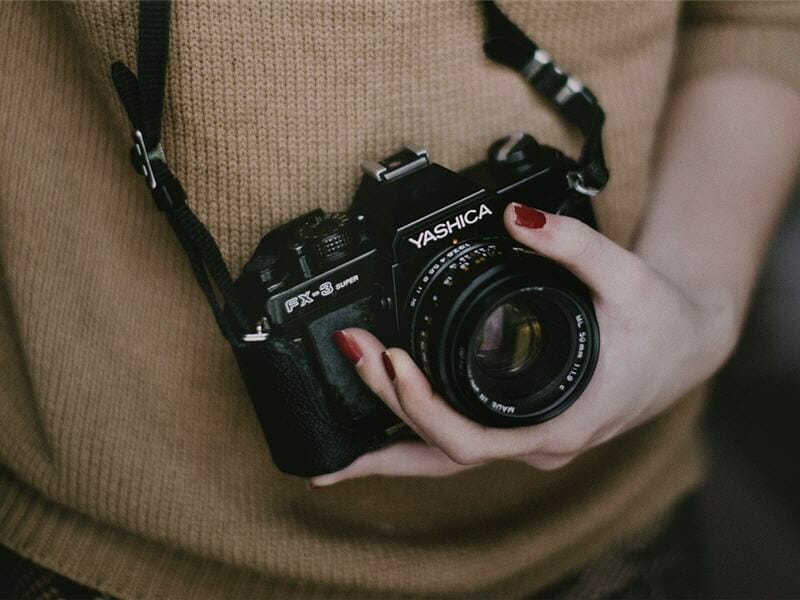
[483,2,609,195]
[109,0,608,347]
[110,1,252,347]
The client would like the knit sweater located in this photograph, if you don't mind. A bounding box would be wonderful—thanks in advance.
[1,1,798,597]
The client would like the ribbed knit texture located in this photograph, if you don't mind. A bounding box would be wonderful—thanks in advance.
[0,1,798,597]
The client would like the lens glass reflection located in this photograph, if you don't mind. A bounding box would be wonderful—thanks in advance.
[474,302,543,376]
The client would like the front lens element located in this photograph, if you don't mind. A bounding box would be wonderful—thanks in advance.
[474,302,543,376]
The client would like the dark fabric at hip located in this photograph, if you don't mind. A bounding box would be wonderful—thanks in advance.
[534,493,708,599]
[0,544,111,600]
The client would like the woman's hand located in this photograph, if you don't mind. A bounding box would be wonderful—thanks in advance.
[311,202,737,486]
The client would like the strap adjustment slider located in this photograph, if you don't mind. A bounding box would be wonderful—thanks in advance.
[520,49,552,81]
[131,129,184,211]
[132,129,165,191]
[555,76,593,106]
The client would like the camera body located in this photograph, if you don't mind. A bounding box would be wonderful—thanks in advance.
[233,133,599,476]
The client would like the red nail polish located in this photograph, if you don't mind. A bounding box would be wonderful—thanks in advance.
[333,330,362,365]
[513,204,547,229]
[382,351,396,381]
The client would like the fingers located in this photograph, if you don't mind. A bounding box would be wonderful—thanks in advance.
[337,329,592,462]
[327,330,598,484]
[386,348,495,464]
[503,202,648,303]
[383,348,557,464]
[336,330,529,463]
[309,440,473,486]
[333,328,424,439]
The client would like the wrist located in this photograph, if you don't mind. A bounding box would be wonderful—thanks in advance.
[636,244,743,380]
[681,279,742,377]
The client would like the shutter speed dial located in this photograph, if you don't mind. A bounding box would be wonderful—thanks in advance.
[296,212,361,266]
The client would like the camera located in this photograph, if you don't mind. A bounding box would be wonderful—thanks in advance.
[233,133,600,476]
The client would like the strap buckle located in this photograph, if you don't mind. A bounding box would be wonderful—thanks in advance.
[131,129,185,211]
[566,171,601,197]
[132,129,165,191]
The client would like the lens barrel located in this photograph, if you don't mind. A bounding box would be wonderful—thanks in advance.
[406,239,599,427]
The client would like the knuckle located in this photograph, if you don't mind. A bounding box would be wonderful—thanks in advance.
[602,253,655,311]
[625,255,654,292]
[560,220,596,262]
[571,235,594,263]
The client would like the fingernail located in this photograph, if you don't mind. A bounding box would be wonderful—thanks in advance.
[333,330,362,365]
[513,203,547,229]
[382,351,396,381]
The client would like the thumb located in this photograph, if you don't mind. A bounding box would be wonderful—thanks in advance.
[503,202,644,301]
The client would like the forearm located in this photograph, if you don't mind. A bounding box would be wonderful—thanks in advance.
[635,73,800,350]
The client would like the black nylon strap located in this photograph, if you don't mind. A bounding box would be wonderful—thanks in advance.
[482,1,609,194]
[136,0,170,149]
[110,0,250,347]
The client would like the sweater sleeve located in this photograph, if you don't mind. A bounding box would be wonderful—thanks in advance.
[674,1,800,94]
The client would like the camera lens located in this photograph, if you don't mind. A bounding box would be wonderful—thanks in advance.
[406,238,599,427]
[474,302,542,376]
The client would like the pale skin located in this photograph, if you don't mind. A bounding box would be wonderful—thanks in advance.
[312,72,800,486]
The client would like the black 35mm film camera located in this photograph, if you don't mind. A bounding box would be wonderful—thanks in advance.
[233,133,600,476]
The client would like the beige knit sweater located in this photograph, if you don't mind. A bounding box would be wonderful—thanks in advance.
[1,1,798,597]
